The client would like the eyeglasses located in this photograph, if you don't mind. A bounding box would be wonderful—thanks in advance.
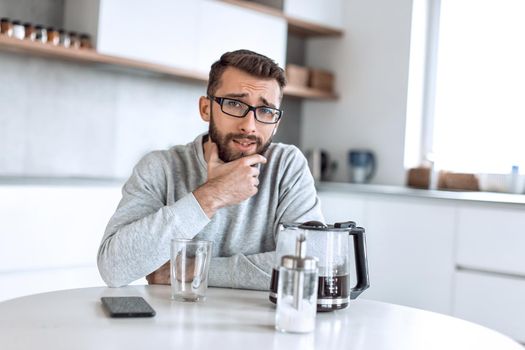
[208,96,283,124]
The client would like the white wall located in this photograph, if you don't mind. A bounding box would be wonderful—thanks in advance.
[302,0,414,185]
[0,51,207,178]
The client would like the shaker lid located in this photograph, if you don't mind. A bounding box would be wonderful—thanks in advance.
[280,233,318,270]
[281,255,317,270]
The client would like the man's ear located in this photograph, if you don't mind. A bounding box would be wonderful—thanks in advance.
[199,96,211,122]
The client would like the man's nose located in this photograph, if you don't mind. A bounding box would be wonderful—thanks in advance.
[238,110,257,133]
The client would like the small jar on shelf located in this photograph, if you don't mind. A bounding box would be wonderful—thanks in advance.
[12,20,25,39]
[58,29,70,48]
[69,31,81,49]
[34,25,47,43]
[24,22,36,41]
[47,27,60,45]
[80,34,92,49]
[1,17,13,36]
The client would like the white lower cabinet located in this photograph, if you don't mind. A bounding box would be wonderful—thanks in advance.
[0,185,124,301]
[319,191,456,315]
[0,266,101,302]
[318,191,366,225]
[364,196,456,315]
[0,266,146,302]
[319,188,525,343]
[453,270,525,343]
[456,204,525,276]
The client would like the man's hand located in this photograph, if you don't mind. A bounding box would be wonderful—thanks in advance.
[194,141,266,218]
[146,260,170,285]
[145,256,197,285]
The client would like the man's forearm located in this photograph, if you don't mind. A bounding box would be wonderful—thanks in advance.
[98,193,209,287]
[193,182,224,219]
[208,251,275,291]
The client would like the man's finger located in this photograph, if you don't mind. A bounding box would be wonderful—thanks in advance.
[242,154,267,166]
[205,140,222,165]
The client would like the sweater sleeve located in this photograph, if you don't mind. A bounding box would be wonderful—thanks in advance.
[208,251,274,290]
[206,146,324,291]
[97,153,210,287]
[276,145,325,225]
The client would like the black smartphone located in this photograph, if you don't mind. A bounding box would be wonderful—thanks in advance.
[101,296,156,318]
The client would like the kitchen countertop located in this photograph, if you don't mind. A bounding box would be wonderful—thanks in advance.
[0,176,125,187]
[317,182,525,206]
[1,177,525,206]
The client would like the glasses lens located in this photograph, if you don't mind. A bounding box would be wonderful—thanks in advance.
[221,98,249,117]
[256,107,281,124]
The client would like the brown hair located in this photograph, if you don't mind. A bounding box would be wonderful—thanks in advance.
[206,49,287,97]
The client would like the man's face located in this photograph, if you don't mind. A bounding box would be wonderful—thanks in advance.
[203,67,281,162]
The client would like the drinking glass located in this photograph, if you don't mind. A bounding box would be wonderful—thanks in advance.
[170,239,213,302]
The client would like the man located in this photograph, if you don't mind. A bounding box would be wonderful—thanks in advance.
[98,49,324,290]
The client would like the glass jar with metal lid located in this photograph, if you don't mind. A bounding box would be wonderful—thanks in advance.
[275,234,318,333]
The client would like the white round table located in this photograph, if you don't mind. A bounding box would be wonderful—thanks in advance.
[0,285,521,350]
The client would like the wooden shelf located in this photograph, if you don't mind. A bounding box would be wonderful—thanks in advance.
[0,35,208,83]
[220,0,344,37]
[0,35,336,100]
[284,85,338,100]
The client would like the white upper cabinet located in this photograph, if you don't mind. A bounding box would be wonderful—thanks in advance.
[64,0,287,73]
[196,1,287,73]
[65,0,198,69]
[284,0,343,29]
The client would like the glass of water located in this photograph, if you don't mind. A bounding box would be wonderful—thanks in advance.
[170,239,213,302]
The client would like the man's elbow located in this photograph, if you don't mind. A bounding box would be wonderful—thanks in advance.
[97,256,130,288]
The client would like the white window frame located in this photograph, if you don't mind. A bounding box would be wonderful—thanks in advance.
[405,0,442,169]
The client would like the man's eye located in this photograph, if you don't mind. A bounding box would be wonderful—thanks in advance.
[260,108,274,115]
[226,100,241,108]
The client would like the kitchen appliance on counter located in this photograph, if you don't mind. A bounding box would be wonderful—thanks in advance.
[270,220,370,312]
[348,149,376,183]
[305,149,337,182]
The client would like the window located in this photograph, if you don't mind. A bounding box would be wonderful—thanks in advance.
[406,0,525,174]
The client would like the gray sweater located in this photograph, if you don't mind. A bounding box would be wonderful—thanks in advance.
[98,134,324,290]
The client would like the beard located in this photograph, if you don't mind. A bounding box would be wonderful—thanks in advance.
[208,115,273,162]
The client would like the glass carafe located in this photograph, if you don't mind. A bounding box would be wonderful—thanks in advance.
[270,221,370,311]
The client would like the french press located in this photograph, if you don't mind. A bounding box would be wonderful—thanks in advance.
[270,221,370,311]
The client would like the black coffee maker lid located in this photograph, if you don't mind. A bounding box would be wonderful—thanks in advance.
[285,220,356,231]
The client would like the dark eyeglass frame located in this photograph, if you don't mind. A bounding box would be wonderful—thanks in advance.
[208,95,283,124]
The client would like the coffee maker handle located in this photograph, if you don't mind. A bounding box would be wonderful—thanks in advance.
[349,227,370,299]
